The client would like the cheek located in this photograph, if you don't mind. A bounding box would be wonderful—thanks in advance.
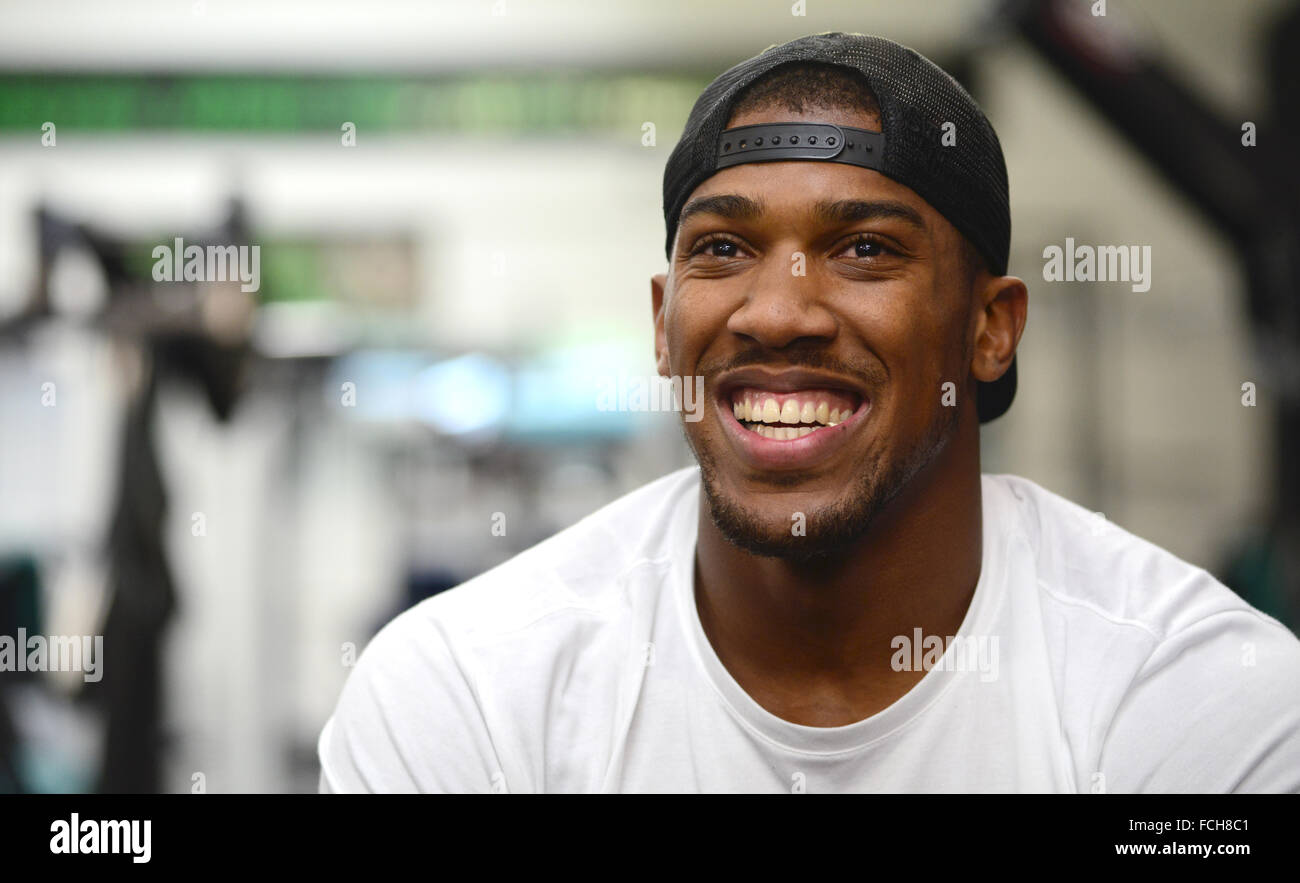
[665,284,732,372]
[847,295,959,416]
[849,292,934,365]
[897,316,969,417]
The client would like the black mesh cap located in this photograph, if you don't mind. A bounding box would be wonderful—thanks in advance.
[662,31,1016,423]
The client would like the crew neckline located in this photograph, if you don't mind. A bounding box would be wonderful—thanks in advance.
[670,471,1009,755]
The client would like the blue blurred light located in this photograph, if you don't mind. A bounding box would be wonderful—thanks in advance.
[412,353,511,435]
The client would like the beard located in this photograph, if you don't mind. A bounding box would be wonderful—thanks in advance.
[688,401,960,563]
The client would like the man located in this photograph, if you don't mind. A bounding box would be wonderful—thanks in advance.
[318,32,1300,793]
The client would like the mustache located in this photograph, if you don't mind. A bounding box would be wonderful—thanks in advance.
[698,347,887,390]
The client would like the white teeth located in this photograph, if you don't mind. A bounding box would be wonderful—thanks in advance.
[734,392,858,430]
[740,422,824,440]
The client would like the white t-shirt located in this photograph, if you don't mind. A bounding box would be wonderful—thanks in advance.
[317,467,1300,793]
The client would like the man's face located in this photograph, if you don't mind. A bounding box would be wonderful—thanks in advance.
[653,105,980,560]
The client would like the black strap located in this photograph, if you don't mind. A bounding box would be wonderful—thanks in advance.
[715,122,885,170]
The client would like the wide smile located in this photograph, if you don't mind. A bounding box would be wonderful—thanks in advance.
[731,387,859,438]
[714,370,871,471]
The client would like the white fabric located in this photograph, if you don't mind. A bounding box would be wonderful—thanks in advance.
[318,467,1300,793]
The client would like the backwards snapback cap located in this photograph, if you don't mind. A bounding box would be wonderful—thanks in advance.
[662,32,1016,423]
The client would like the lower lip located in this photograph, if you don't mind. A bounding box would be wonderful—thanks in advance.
[717,396,869,470]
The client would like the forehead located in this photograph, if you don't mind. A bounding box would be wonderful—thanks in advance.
[681,160,932,229]
[683,104,948,233]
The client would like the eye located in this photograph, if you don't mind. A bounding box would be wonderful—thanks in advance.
[840,235,892,260]
[688,234,746,259]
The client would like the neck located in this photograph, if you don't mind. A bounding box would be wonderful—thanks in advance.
[693,416,984,722]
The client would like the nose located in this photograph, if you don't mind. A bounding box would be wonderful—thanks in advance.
[726,255,839,349]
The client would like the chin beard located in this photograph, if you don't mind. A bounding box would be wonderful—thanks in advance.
[690,407,959,562]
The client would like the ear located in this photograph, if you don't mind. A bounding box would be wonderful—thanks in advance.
[651,272,670,378]
[970,274,1028,385]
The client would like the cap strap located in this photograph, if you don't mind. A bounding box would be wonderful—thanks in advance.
[715,123,885,170]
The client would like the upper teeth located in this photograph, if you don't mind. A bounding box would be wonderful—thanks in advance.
[730,394,851,427]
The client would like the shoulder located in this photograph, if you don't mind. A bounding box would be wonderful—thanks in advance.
[985,472,1285,640]
[419,464,698,634]
[319,466,699,792]
[985,473,1300,792]
[356,464,699,686]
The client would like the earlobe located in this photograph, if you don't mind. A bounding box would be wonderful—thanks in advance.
[971,275,1028,383]
[651,273,670,378]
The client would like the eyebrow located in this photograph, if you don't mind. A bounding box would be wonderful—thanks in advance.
[676,194,927,234]
[812,198,927,232]
[677,193,765,227]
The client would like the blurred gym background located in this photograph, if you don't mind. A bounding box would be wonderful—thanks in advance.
[1,0,1297,793]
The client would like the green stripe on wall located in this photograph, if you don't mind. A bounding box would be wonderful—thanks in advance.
[0,72,709,134]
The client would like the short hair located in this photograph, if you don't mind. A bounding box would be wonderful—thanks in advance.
[727,60,882,122]
[727,60,990,283]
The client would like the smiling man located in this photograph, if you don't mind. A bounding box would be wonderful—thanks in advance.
[319,32,1300,793]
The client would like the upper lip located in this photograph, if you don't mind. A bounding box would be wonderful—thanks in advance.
[713,366,871,405]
